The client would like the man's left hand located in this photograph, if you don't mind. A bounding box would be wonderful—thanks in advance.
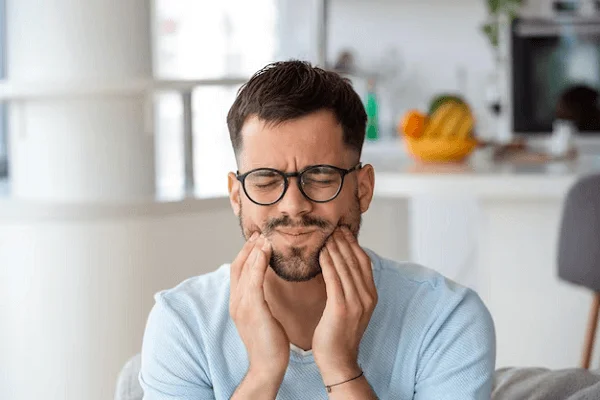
[313,226,378,384]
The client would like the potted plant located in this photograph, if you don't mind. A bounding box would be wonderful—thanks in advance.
[481,0,523,143]
[481,0,523,52]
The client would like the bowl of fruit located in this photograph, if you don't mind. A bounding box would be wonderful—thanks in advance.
[398,95,479,163]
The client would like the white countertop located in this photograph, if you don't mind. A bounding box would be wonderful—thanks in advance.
[362,140,600,200]
[0,195,232,221]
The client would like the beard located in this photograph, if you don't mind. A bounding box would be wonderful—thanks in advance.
[238,193,362,283]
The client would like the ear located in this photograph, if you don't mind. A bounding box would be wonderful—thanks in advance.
[357,164,375,213]
[228,172,242,217]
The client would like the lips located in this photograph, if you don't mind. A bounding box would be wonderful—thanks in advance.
[276,229,316,237]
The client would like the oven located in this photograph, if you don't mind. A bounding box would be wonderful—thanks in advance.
[511,17,600,134]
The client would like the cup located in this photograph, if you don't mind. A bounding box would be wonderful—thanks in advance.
[549,119,576,157]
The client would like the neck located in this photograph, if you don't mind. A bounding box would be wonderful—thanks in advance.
[264,267,327,310]
[263,267,328,351]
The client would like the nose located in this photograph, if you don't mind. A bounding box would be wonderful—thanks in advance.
[277,177,313,217]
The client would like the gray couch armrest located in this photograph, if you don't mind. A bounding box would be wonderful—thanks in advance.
[493,367,600,400]
[115,354,143,400]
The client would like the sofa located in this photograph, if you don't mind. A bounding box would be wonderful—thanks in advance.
[116,353,600,400]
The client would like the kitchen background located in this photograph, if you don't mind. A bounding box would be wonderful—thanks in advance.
[152,0,499,198]
[3,1,600,400]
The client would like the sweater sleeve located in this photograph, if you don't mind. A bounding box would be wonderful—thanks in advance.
[414,288,496,400]
[139,292,216,400]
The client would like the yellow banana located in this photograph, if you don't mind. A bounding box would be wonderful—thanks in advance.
[440,105,465,138]
[422,101,460,138]
[455,111,475,141]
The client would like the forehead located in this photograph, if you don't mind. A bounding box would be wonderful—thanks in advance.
[238,110,354,171]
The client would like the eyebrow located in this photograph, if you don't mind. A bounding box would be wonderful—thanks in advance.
[241,163,344,176]
[251,169,281,177]
[306,166,337,173]
[256,165,337,173]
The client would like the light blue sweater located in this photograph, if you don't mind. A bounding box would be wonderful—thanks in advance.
[139,249,495,399]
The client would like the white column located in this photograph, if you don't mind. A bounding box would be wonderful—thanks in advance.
[6,0,154,201]
[1,2,154,400]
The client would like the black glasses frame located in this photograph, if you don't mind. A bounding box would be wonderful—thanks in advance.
[236,162,362,206]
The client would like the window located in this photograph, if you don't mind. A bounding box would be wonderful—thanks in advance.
[153,0,276,198]
[153,0,320,198]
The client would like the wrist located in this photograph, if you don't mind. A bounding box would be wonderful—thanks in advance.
[247,363,286,387]
[317,360,362,385]
[233,366,286,400]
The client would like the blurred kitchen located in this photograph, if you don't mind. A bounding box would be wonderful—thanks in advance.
[3,0,600,399]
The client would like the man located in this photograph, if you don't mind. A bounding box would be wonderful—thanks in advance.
[139,61,496,399]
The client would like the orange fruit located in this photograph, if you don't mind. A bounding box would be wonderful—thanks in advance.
[400,110,427,139]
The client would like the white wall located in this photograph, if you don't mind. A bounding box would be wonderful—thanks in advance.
[328,0,497,137]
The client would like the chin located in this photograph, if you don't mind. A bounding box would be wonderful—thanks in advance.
[269,244,324,282]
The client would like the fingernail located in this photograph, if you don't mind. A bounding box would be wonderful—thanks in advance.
[250,232,259,241]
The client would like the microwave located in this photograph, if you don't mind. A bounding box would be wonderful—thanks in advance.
[511,17,600,134]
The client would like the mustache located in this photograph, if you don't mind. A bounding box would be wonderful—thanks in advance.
[263,214,331,234]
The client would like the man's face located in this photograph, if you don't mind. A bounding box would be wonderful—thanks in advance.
[228,110,375,282]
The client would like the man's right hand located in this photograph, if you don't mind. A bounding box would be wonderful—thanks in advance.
[230,232,290,398]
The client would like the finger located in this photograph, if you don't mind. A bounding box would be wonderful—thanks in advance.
[248,239,272,294]
[319,246,345,304]
[230,234,259,315]
[237,236,265,294]
[333,229,370,306]
[341,226,376,293]
[326,234,359,301]
[232,236,264,311]
[231,232,260,292]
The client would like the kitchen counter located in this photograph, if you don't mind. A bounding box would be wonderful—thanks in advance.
[362,140,600,200]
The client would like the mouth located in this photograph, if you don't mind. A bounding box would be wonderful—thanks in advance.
[272,229,323,246]
[276,229,317,237]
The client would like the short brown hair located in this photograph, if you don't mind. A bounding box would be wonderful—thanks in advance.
[227,60,367,160]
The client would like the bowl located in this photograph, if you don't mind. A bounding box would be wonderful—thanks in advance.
[404,136,478,163]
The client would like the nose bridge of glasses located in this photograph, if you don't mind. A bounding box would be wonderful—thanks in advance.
[283,170,302,180]
[281,171,306,194]
[284,172,306,195]
[274,172,313,212]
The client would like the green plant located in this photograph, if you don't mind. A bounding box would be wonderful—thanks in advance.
[481,0,523,48]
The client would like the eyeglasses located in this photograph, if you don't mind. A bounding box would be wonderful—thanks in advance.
[236,163,362,206]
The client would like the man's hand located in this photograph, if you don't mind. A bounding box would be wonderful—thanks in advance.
[230,233,289,399]
[313,226,378,386]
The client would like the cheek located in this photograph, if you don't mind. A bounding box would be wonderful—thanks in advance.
[240,201,271,232]
[331,194,362,229]
[310,203,346,231]
[332,190,359,215]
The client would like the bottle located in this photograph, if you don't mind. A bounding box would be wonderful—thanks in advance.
[365,79,379,141]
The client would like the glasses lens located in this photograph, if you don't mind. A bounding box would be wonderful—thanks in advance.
[244,169,286,204]
[301,166,343,202]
